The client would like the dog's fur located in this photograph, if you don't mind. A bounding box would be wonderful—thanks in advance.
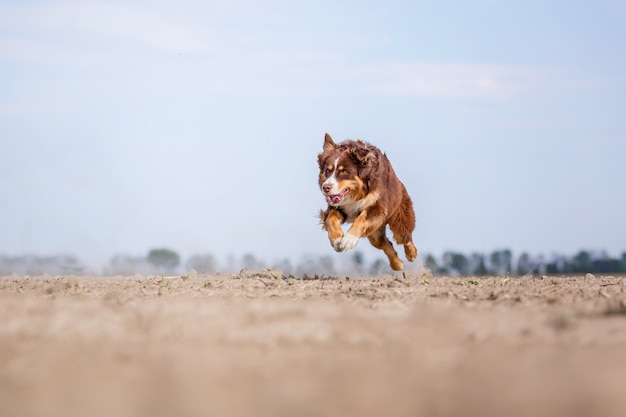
[318,133,417,271]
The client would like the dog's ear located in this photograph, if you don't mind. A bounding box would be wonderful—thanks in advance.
[350,142,377,178]
[350,143,377,166]
[323,133,336,153]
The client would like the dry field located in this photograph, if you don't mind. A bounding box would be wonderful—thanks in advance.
[1,271,626,417]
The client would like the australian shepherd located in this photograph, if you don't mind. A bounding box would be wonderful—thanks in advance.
[318,133,418,271]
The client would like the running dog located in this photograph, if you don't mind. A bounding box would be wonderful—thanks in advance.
[318,133,418,271]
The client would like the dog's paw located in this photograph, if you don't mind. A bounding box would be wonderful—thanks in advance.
[405,242,418,262]
[390,258,405,271]
[338,233,359,251]
[331,237,343,252]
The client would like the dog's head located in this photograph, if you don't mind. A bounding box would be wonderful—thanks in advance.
[318,133,378,207]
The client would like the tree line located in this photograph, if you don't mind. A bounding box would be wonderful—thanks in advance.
[1,248,625,277]
[424,249,626,276]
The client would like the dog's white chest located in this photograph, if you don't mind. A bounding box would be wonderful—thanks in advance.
[341,191,380,222]
[341,203,363,222]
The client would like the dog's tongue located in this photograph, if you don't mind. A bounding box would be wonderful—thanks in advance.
[329,189,349,204]
[330,194,343,204]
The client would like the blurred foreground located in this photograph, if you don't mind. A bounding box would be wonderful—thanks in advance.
[1,272,626,417]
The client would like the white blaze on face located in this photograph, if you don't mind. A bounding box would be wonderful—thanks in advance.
[322,157,340,194]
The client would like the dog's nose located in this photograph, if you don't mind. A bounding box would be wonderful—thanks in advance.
[322,184,332,193]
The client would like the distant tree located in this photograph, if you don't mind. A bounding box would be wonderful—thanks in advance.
[186,254,217,273]
[545,261,560,275]
[590,252,625,274]
[470,253,489,276]
[351,251,365,274]
[544,254,568,275]
[502,249,513,273]
[534,255,547,275]
[489,249,512,276]
[440,251,470,276]
[441,252,453,275]
[570,250,592,273]
[451,252,470,276]
[147,248,180,274]
[423,254,439,274]
[516,252,534,276]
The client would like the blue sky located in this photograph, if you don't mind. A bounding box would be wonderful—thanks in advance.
[1,0,625,270]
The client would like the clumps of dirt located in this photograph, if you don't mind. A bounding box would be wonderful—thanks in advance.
[1,272,626,417]
[2,273,625,315]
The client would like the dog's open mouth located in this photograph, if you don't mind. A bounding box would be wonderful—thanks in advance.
[327,188,350,205]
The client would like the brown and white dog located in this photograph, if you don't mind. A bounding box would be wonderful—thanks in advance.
[318,133,418,271]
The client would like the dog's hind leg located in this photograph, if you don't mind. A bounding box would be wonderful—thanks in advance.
[368,226,404,271]
[389,187,418,262]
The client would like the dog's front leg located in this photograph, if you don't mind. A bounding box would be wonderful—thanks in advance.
[321,208,345,252]
[340,209,385,252]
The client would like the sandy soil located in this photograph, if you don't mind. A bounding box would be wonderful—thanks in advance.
[1,271,626,417]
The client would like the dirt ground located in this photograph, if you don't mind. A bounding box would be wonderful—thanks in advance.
[1,271,625,417]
